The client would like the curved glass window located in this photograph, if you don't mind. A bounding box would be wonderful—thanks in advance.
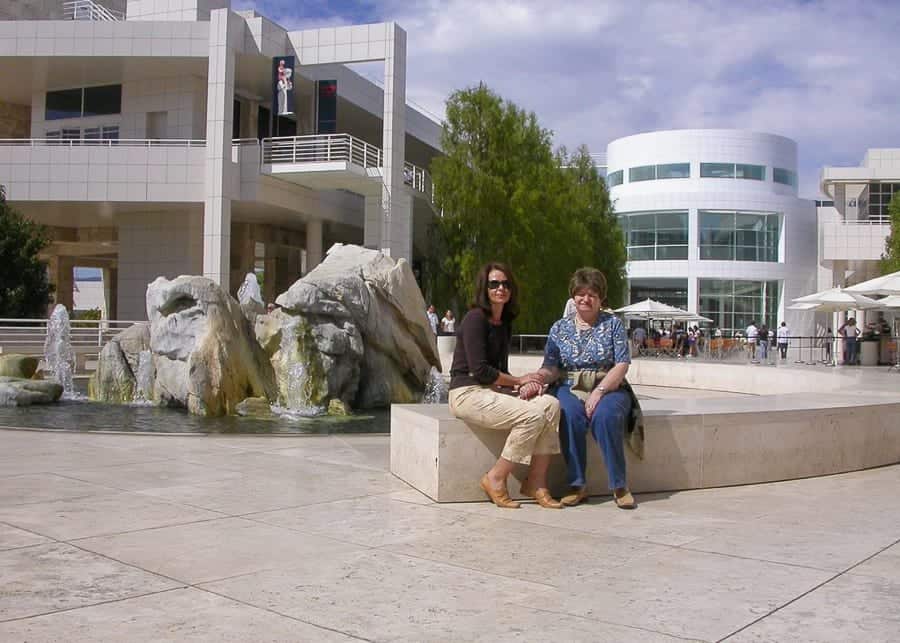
[699,279,780,337]
[736,164,765,180]
[618,211,688,261]
[629,165,656,182]
[700,163,734,178]
[773,167,796,186]
[699,211,780,262]
[656,163,690,179]
[606,169,624,187]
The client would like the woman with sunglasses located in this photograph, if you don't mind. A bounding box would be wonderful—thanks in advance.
[448,262,563,509]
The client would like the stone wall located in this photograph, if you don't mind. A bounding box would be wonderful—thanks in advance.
[0,102,30,139]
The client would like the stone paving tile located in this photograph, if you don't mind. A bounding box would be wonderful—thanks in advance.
[200,548,558,642]
[728,573,900,643]
[0,543,181,622]
[440,498,741,547]
[0,473,118,507]
[682,521,897,572]
[0,522,51,551]
[58,459,244,492]
[249,495,481,548]
[0,491,223,540]
[848,542,900,582]
[0,448,172,477]
[0,587,359,642]
[517,547,833,641]
[75,516,363,585]
[383,509,673,588]
[380,487,435,506]
[136,466,407,515]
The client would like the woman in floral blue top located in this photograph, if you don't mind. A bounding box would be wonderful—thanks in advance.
[535,268,637,509]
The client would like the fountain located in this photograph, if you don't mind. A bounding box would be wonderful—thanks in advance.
[272,318,325,418]
[237,272,263,307]
[43,304,76,398]
[422,366,448,404]
[133,349,154,404]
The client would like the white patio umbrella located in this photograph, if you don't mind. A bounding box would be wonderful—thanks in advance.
[844,270,900,296]
[876,294,900,309]
[614,298,694,320]
[790,287,882,311]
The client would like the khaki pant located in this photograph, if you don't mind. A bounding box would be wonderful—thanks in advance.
[448,385,561,465]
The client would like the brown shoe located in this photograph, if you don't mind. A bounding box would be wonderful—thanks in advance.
[480,474,520,509]
[520,480,563,509]
[613,488,637,510]
[560,487,589,507]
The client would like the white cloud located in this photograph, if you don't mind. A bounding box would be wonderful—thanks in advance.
[248,0,900,197]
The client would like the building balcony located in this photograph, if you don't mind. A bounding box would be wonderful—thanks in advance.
[260,133,434,201]
[821,220,890,262]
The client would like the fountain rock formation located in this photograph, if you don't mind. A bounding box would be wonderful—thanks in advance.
[90,244,440,416]
[236,272,265,324]
[274,244,440,408]
[43,304,76,397]
[0,377,63,406]
[146,275,277,416]
[0,355,39,379]
[89,323,150,403]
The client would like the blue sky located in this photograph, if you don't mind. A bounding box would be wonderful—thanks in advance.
[235,0,900,198]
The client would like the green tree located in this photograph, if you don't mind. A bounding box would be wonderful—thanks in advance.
[0,186,54,317]
[427,84,626,332]
[881,192,900,274]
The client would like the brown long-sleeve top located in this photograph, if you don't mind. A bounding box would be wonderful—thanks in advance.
[449,307,511,390]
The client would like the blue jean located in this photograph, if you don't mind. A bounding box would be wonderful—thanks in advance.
[554,384,631,490]
[846,338,858,365]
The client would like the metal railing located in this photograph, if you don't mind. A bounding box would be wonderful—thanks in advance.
[63,0,124,21]
[0,318,145,352]
[0,138,206,148]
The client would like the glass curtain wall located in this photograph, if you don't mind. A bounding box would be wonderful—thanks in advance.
[618,211,689,261]
[868,183,900,222]
[699,211,780,262]
[629,278,689,310]
[698,279,780,336]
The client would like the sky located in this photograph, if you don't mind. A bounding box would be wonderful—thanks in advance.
[233,0,900,198]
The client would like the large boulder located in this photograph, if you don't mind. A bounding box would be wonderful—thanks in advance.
[0,354,39,379]
[275,244,440,409]
[146,276,276,416]
[89,323,150,403]
[0,377,63,406]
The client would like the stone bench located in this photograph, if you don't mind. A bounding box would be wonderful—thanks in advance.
[390,393,900,502]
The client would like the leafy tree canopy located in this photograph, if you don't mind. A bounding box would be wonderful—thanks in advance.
[881,193,900,274]
[0,186,54,317]
[427,84,626,333]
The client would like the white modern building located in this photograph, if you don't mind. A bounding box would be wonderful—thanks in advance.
[0,0,441,320]
[819,149,899,291]
[607,129,818,336]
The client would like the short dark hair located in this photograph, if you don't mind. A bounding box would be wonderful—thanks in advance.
[569,267,608,302]
[472,261,519,321]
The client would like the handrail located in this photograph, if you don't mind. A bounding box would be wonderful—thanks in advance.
[0,319,146,349]
[62,0,124,21]
[0,138,206,148]
[828,219,891,226]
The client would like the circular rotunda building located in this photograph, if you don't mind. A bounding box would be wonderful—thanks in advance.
[606,129,817,337]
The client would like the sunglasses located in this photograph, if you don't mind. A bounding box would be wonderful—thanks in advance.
[487,280,512,290]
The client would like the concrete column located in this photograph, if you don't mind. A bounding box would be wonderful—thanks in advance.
[364,195,382,249]
[305,219,323,271]
[102,267,118,320]
[48,256,74,312]
[202,8,237,289]
[379,23,411,260]
[687,276,698,314]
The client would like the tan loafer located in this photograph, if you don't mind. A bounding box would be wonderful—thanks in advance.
[560,487,589,507]
[613,488,637,510]
[520,480,563,509]
[480,474,520,509]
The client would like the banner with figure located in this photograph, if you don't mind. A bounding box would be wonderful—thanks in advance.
[316,80,337,134]
[272,56,295,116]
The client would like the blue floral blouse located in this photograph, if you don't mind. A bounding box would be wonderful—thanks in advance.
[542,312,631,372]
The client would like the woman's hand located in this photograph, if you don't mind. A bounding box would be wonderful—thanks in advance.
[518,381,542,400]
[515,371,544,387]
[585,387,605,419]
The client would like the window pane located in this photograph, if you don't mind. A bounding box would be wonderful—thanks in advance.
[735,164,765,180]
[46,89,82,120]
[656,245,688,260]
[629,165,656,182]
[83,85,122,117]
[628,246,655,261]
[620,210,688,263]
[656,163,690,179]
[773,167,796,186]
[606,170,623,187]
[700,162,734,178]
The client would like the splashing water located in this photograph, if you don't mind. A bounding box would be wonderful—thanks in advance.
[237,272,263,307]
[271,319,325,418]
[43,304,77,398]
[133,350,155,404]
[422,366,448,404]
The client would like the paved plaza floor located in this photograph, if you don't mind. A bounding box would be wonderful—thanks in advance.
[0,426,898,642]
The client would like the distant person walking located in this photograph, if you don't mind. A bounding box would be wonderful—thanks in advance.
[426,305,439,336]
[839,318,861,365]
[440,309,456,334]
[757,323,769,362]
[746,321,759,362]
[776,322,790,359]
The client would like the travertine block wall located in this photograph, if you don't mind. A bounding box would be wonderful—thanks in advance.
[0,102,29,138]
[126,0,227,21]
